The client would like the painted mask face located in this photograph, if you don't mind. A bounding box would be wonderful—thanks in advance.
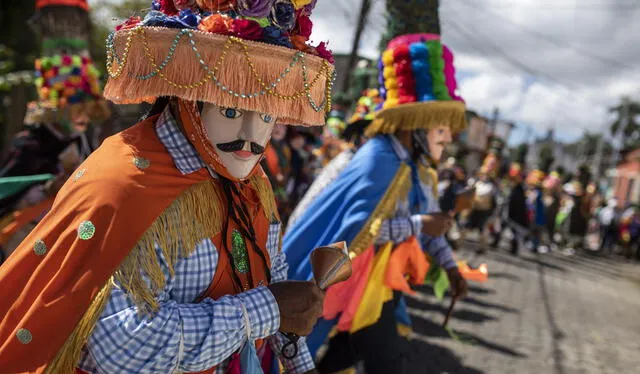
[427,125,452,163]
[201,103,275,179]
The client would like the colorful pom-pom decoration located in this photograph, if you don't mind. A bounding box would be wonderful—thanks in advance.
[34,53,103,109]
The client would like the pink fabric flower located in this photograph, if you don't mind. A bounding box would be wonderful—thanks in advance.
[231,19,263,40]
[315,41,334,63]
[115,16,142,31]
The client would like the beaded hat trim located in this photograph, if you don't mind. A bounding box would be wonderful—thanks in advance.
[104,26,335,126]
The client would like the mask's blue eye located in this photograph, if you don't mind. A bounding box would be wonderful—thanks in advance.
[220,107,242,119]
[260,113,274,123]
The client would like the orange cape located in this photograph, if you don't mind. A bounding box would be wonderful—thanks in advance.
[0,115,210,373]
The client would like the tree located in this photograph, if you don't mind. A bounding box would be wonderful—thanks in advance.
[511,143,529,164]
[538,144,555,173]
[609,97,640,150]
[381,0,441,50]
[89,0,149,73]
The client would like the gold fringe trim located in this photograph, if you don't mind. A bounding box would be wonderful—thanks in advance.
[418,164,439,197]
[45,280,112,374]
[114,174,277,313]
[249,174,280,223]
[349,164,412,257]
[365,101,467,137]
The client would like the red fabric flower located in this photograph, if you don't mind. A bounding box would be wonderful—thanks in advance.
[294,13,313,38]
[198,14,233,34]
[392,45,410,62]
[231,19,263,40]
[291,34,312,53]
[160,0,178,15]
[196,0,236,12]
[315,41,334,63]
[115,16,142,31]
[174,0,196,10]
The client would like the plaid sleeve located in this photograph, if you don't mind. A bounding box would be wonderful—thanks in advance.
[268,222,290,284]
[375,215,423,245]
[83,241,280,373]
[422,235,457,269]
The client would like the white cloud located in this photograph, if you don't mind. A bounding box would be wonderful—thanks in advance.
[309,0,640,142]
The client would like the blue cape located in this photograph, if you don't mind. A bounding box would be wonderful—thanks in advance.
[283,135,407,356]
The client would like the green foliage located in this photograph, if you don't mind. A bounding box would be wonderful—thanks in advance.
[89,0,150,74]
[511,143,528,164]
[538,144,555,173]
[609,98,640,151]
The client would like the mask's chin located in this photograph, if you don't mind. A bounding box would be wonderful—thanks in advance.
[213,150,261,180]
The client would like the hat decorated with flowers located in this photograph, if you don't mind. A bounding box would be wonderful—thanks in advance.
[365,33,466,137]
[28,0,110,123]
[338,89,381,142]
[509,163,524,179]
[348,88,383,124]
[104,0,335,126]
[542,171,561,190]
[526,169,546,187]
[33,54,111,121]
[367,25,466,136]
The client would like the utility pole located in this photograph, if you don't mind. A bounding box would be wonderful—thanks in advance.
[489,107,499,133]
[593,133,605,182]
[613,96,631,165]
[341,0,372,97]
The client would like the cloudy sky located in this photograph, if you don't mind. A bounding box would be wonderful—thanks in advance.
[92,0,640,144]
[309,0,640,144]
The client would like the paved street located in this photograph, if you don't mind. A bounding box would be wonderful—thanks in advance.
[406,242,640,374]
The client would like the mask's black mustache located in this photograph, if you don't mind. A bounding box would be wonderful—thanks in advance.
[216,139,265,155]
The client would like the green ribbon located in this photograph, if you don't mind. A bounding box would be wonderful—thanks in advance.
[0,174,55,200]
[424,262,449,301]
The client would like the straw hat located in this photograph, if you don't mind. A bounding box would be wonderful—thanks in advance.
[104,0,336,127]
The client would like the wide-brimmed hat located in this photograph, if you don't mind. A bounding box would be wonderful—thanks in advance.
[104,0,336,127]
[342,88,382,141]
[366,33,466,137]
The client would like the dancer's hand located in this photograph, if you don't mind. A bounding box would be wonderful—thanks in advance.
[268,281,324,336]
[421,213,453,237]
[446,267,468,300]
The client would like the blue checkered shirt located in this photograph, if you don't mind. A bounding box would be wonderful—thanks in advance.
[372,136,456,270]
[77,107,315,373]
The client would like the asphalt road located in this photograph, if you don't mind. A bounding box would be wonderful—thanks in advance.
[405,242,640,374]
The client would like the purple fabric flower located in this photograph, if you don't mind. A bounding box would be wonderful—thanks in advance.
[142,10,198,29]
[151,0,161,11]
[270,0,296,30]
[301,0,317,15]
[237,0,274,18]
[179,9,200,28]
[262,25,293,47]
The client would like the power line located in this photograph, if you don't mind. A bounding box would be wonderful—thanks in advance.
[441,18,607,133]
[442,17,580,90]
[454,0,635,69]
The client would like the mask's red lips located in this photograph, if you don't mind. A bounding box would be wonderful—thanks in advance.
[233,150,254,159]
